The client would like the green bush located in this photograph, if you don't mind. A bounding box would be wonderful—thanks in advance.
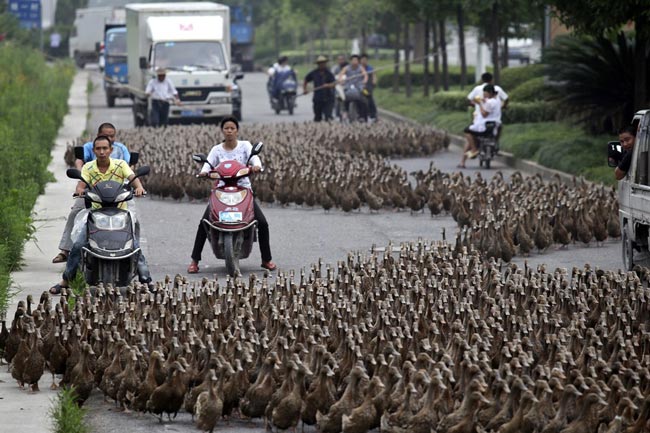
[376,65,477,89]
[498,64,545,91]
[0,44,73,315]
[431,91,470,112]
[502,101,559,123]
[508,77,548,102]
[50,387,90,433]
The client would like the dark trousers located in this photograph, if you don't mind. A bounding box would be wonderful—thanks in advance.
[151,99,170,127]
[191,200,272,263]
[313,99,334,121]
[367,95,377,119]
[344,98,368,121]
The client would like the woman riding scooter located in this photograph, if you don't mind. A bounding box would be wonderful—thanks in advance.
[187,116,276,273]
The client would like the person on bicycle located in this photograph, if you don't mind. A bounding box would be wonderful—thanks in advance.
[337,54,368,122]
[458,84,501,168]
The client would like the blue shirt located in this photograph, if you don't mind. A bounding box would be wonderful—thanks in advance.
[82,141,130,164]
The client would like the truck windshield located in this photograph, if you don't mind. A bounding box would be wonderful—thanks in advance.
[105,30,126,62]
[154,41,226,71]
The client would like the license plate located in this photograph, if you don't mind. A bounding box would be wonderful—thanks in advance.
[219,211,242,222]
[181,109,203,117]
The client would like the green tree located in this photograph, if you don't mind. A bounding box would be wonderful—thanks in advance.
[546,0,650,110]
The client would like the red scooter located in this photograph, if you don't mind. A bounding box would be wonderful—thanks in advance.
[192,143,263,276]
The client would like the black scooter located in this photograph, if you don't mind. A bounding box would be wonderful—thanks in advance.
[66,166,149,286]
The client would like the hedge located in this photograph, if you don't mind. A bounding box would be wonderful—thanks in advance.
[501,101,559,123]
[376,65,477,89]
[0,44,73,314]
[498,64,545,91]
[431,91,471,111]
[507,76,548,102]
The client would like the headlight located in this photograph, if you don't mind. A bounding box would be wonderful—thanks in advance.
[86,191,101,203]
[92,213,127,230]
[115,191,131,202]
[216,190,247,205]
[208,96,231,104]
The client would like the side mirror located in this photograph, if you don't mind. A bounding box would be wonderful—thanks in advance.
[129,152,139,166]
[95,42,101,52]
[73,146,85,161]
[67,168,83,180]
[139,56,148,70]
[134,165,150,178]
[235,73,244,81]
[192,153,208,164]
[251,142,263,156]
[607,140,622,168]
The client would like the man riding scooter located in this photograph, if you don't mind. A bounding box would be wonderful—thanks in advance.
[50,135,150,294]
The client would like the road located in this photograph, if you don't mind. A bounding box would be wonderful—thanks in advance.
[82,66,625,433]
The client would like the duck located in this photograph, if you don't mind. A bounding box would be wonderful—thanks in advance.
[116,348,141,411]
[409,372,447,433]
[132,350,165,412]
[380,382,419,433]
[301,364,337,427]
[146,360,187,422]
[184,358,221,418]
[68,342,96,406]
[498,390,539,433]
[559,392,608,433]
[272,361,313,431]
[240,351,280,419]
[10,318,30,388]
[317,365,369,433]
[195,370,221,433]
[341,375,385,433]
[0,318,9,363]
[21,324,45,392]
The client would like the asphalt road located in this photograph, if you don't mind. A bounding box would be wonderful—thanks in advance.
[82,66,626,433]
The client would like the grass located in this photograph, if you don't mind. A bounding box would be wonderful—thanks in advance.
[374,85,616,186]
[0,44,73,316]
[50,387,90,433]
[67,271,87,309]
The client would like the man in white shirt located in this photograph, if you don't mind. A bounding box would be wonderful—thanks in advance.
[145,67,180,127]
[467,72,508,118]
[459,84,502,168]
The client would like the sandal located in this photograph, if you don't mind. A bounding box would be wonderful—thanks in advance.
[456,164,466,169]
[52,252,68,263]
[49,284,67,295]
[187,262,199,274]
[261,261,277,271]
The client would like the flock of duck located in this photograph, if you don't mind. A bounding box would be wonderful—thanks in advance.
[2,240,650,433]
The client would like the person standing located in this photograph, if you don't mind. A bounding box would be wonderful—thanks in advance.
[303,55,336,121]
[331,55,348,120]
[145,67,180,127]
[360,53,377,122]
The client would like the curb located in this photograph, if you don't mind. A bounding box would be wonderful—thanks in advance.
[378,107,578,184]
[0,70,89,433]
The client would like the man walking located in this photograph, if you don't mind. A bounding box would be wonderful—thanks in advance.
[145,67,180,127]
[303,55,336,121]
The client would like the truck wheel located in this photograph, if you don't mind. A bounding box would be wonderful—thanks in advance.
[233,110,242,121]
[484,159,491,169]
[133,110,143,127]
[223,233,239,277]
[106,94,116,108]
[622,229,634,271]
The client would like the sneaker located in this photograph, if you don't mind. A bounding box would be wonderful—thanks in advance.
[466,150,479,159]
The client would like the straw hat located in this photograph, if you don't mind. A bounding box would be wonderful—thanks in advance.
[315,55,328,64]
[155,67,167,75]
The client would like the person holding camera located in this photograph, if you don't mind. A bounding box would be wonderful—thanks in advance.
[614,125,637,180]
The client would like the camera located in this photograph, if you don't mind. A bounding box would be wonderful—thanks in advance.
[607,141,623,167]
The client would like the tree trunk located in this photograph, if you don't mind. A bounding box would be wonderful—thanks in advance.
[393,19,400,93]
[439,19,449,91]
[404,21,412,98]
[491,1,500,83]
[634,16,649,110]
[501,34,508,69]
[433,18,440,93]
[273,16,280,59]
[361,25,368,54]
[423,17,430,97]
[457,4,467,89]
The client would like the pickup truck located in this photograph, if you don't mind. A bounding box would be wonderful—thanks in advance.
[609,109,649,270]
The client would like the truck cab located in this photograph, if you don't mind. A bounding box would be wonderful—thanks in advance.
[103,26,129,107]
[127,2,241,126]
[615,109,650,269]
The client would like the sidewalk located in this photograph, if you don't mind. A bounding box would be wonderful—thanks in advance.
[0,70,88,433]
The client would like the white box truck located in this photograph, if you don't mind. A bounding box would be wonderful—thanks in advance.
[69,7,122,67]
[126,2,242,126]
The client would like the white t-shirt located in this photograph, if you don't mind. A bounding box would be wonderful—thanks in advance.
[201,140,262,189]
[267,63,292,76]
[467,83,508,116]
[469,97,501,133]
[146,77,178,101]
